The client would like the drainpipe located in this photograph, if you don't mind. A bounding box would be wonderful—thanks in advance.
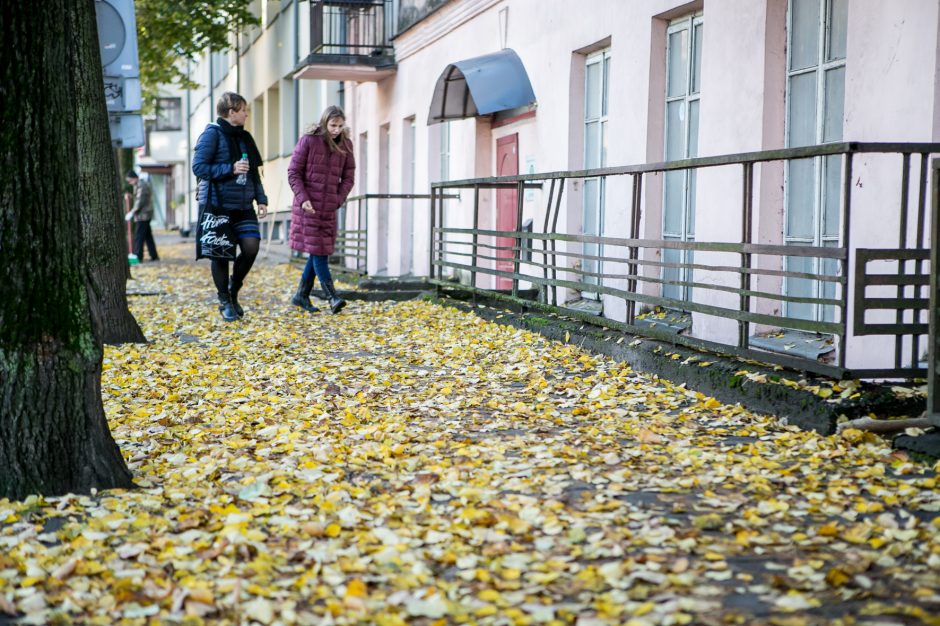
[186,59,193,232]
[209,48,214,118]
[294,0,301,142]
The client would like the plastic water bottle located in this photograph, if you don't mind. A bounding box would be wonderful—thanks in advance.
[235,152,248,185]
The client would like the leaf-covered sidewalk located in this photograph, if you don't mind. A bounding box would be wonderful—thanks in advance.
[2,242,939,626]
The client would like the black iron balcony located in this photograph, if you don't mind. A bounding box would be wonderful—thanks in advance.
[294,0,397,82]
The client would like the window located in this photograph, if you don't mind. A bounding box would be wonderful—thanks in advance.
[155,97,181,131]
[264,0,280,25]
[266,86,281,160]
[784,0,847,322]
[405,117,416,194]
[582,48,610,296]
[281,78,297,150]
[662,14,703,303]
[439,121,451,181]
[210,49,231,87]
[402,116,417,275]
[251,96,265,156]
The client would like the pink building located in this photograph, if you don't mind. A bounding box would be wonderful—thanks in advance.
[160,0,940,387]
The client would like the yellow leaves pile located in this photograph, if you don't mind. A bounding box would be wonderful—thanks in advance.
[1,242,939,625]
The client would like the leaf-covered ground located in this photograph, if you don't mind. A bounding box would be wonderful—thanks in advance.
[2,242,939,626]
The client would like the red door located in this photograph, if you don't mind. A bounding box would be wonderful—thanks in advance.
[495,134,519,290]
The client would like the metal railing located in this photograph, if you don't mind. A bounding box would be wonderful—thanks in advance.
[332,193,457,275]
[430,142,939,379]
[310,0,394,57]
[929,159,940,426]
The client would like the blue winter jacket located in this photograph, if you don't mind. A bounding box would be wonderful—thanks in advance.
[192,123,268,211]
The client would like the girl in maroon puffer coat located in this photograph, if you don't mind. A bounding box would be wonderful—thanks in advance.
[287,106,356,314]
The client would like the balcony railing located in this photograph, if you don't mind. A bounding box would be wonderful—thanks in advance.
[311,0,394,57]
[427,142,940,381]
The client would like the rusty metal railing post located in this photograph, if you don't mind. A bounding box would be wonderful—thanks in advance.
[550,179,564,305]
[913,153,930,369]
[928,159,940,426]
[739,162,754,348]
[839,151,854,371]
[471,185,480,290]
[362,196,369,274]
[511,180,524,299]
[429,187,437,281]
[541,179,556,303]
[627,173,643,325]
[896,152,911,369]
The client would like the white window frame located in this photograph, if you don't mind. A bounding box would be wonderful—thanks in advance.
[582,48,610,297]
[439,121,451,181]
[784,0,847,322]
[662,13,703,303]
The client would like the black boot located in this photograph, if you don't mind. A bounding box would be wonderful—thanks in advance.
[218,292,239,322]
[229,276,245,318]
[291,277,319,313]
[320,276,347,314]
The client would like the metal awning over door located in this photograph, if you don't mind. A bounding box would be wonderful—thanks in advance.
[427,48,536,124]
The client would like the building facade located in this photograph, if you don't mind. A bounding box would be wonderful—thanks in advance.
[149,0,940,375]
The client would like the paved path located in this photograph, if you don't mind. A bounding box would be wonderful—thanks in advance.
[1,240,938,626]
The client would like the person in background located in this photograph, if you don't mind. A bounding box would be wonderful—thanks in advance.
[125,170,159,262]
[287,105,355,314]
[191,92,268,322]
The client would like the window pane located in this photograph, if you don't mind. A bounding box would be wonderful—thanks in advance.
[667,29,689,98]
[687,169,697,237]
[584,179,600,236]
[823,66,845,142]
[662,246,682,301]
[822,154,842,237]
[578,178,601,285]
[827,0,848,61]
[790,0,820,71]
[786,158,816,239]
[688,99,700,158]
[600,120,608,168]
[586,60,601,120]
[785,255,815,321]
[787,72,817,147]
[663,170,685,235]
[583,177,601,288]
[692,23,703,94]
[602,55,610,117]
[585,121,600,169]
[820,245,839,322]
[666,100,685,160]
[155,98,182,131]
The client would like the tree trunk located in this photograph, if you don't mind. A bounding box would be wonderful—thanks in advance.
[0,1,134,500]
[71,0,146,345]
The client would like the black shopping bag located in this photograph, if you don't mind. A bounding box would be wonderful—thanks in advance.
[195,181,236,261]
[195,203,236,260]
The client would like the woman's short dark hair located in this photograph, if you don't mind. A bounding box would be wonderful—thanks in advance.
[216,92,247,118]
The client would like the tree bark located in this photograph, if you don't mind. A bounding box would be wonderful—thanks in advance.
[0,0,134,500]
[71,0,146,345]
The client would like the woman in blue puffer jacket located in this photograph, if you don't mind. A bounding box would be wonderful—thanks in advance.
[192,92,268,322]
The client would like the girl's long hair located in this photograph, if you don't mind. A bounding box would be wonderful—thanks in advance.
[305,105,350,153]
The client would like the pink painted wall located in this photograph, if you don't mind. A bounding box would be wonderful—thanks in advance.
[345,0,940,372]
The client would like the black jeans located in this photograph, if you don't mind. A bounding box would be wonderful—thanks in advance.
[132,220,159,261]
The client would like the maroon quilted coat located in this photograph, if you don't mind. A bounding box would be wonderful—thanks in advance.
[288,129,356,256]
